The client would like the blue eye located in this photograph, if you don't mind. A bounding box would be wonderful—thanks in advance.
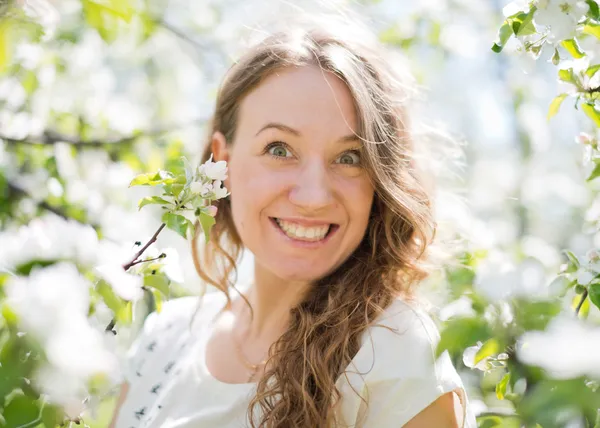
[266,142,292,158]
[336,150,361,166]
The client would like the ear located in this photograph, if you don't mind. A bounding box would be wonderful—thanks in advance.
[211,131,231,190]
[211,131,229,163]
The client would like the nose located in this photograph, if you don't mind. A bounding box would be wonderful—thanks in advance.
[289,158,335,212]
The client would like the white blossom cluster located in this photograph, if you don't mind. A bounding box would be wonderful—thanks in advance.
[5,263,120,418]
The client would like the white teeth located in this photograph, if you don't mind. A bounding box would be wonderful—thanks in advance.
[275,219,330,241]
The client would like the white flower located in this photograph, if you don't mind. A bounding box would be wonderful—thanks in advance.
[474,251,547,301]
[190,180,213,197]
[95,264,143,301]
[5,262,120,414]
[439,296,476,321]
[535,0,589,42]
[5,263,91,337]
[212,180,228,200]
[0,214,101,272]
[517,316,600,378]
[199,155,228,181]
[462,342,490,371]
[161,247,184,284]
[576,268,595,285]
[503,0,534,17]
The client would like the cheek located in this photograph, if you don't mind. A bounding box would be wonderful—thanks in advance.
[342,177,375,231]
[227,164,286,236]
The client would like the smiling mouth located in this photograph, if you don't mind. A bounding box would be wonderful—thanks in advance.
[271,218,338,242]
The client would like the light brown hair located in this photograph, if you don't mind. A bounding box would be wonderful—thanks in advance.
[191,17,436,428]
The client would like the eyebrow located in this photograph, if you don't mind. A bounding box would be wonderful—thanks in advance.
[255,122,360,143]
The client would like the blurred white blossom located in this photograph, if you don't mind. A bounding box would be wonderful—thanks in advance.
[5,263,119,416]
[474,251,548,301]
[517,316,600,378]
[0,214,101,272]
[95,264,144,301]
[503,0,533,17]
[535,0,589,42]
[462,342,490,371]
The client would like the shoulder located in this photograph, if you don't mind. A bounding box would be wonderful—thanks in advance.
[354,298,447,382]
[122,291,227,383]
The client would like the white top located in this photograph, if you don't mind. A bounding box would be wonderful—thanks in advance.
[114,292,477,428]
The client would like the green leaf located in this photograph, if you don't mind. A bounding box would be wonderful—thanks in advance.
[558,68,576,84]
[587,0,600,20]
[551,47,560,65]
[138,196,172,210]
[474,338,500,365]
[593,408,600,428]
[564,250,581,270]
[514,299,562,331]
[3,393,40,427]
[198,211,216,243]
[561,38,586,59]
[41,403,65,428]
[436,317,491,358]
[548,93,568,120]
[129,171,174,187]
[477,416,504,428]
[96,279,125,316]
[492,22,513,53]
[117,300,133,324]
[572,293,590,318]
[496,372,511,400]
[513,9,537,36]
[21,70,39,95]
[162,212,190,239]
[144,272,171,295]
[140,13,158,41]
[587,64,600,78]
[589,283,600,309]
[582,103,600,128]
[584,22,600,39]
[0,19,13,74]
[150,288,163,313]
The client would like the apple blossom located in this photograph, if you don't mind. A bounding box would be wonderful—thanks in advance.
[517,316,600,378]
[199,155,228,181]
[535,0,589,42]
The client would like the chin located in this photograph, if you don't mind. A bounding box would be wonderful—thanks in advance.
[267,262,330,283]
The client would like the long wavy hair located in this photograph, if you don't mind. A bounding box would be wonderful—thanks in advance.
[190,17,437,428]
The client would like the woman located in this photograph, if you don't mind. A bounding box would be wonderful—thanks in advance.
[110,16,477,428]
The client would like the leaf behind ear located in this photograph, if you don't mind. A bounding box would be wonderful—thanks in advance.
[199,211,216,243]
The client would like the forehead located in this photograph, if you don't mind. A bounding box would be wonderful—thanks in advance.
[236,65,359,139]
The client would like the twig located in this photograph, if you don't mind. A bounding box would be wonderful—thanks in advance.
[105,223,168,332]
[575,289,589,315]
[157,19,211,51]
[127,253,166,269]
[122,223,166,271]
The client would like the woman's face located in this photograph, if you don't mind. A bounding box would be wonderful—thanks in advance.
[215,65,374,282]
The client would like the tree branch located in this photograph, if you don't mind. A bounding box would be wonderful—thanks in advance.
[0,118,203,148]
[157,19,211,51]
[7,181,69,220]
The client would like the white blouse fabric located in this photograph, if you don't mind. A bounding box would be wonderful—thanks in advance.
[114,292,477,428]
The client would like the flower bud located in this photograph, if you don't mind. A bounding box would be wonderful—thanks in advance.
[206,205,218,217]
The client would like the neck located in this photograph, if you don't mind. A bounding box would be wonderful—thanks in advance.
[243,262,310,341]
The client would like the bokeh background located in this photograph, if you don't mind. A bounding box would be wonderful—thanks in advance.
[1,0,600,426]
